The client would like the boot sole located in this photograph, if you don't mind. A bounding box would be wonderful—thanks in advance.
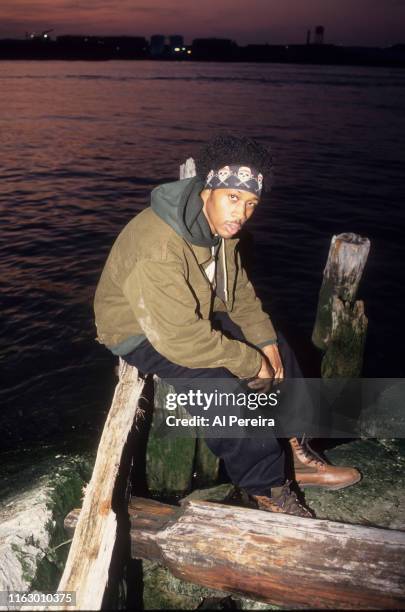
[298,474,362,491]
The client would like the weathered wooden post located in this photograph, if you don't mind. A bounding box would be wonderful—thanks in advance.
[312,232,370,377]
[179,156,196,179]
[146,378,196,494]
[54,359,145,610]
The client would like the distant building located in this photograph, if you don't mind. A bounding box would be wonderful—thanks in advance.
[314,26,325,45]
[150,35,166,57]
[191,38,238,61]
[150,34,189,59]
[169,35,188,57]
[55,35,148,59]
[169,35,183,50]
[306,29,311,45]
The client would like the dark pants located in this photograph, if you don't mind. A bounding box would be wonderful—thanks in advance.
[123,313,305,495]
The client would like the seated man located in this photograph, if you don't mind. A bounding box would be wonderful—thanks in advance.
[94,135,360,517]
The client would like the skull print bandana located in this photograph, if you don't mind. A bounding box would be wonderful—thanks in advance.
[204,164,263,195]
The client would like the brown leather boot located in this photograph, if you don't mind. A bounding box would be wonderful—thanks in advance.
[289,435,361,490]
[250,481,314,518]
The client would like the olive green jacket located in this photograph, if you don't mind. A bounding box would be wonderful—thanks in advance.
[94,178,277,379]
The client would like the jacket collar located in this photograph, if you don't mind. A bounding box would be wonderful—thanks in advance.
[189,243,213,265]
[189,236,239,265]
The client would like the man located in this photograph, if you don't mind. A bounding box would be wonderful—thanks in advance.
[94,135,360,517]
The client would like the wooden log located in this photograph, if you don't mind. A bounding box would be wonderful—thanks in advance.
[54,359,146,610]
[65,497,405,610]
[312,233,370,352]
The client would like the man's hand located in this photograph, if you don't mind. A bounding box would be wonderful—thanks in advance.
[247,355,274,393]
[247,344,284,393]
[262,343,284,383]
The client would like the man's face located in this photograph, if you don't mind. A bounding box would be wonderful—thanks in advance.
[202,188,260,239]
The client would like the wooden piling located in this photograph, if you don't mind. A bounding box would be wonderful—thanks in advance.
[179,157,196,179]
[312,232,370,376]
[321,297,368,377]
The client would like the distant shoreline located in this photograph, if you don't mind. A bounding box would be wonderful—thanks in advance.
[1,37,404,68]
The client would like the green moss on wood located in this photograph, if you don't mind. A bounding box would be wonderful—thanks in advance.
[321,302,367,377]
[193,438,219,488]
[148,380,219,495]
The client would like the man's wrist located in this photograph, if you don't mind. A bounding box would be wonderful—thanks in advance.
[262,343,278,352]
[254,353,266,377]
[256,338,278,349]
[251,351,264,377]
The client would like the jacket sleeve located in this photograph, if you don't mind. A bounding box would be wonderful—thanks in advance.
[122,251,262,379]
[228,249,278,348]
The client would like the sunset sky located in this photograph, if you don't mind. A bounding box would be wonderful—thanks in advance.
[2,0,405,46]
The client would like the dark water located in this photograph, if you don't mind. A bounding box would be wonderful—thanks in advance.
[1,60,405,452]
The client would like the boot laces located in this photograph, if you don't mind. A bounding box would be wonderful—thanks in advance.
[298,434,326,467]
[273,480,308,514]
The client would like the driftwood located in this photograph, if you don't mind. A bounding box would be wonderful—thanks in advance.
[65,496,405,610]
[312,232,370,376]
[54,359,145,610]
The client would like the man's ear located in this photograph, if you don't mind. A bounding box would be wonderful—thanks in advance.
[200,188,212,205]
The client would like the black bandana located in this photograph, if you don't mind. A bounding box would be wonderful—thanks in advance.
[204,164,263,195]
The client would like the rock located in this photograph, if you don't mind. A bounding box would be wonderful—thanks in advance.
[0,449,93,595]
[304,439,405,530]
[0,486,52,592]
[359,381,405,437]
[180,483,235,504]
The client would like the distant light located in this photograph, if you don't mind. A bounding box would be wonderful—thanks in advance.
[44,34,48,38]
[174,47,180,52]
[182,47,186,51]
[285,45,289,49]
[187,50,192,54]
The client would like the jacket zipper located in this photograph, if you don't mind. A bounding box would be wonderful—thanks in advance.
[222,238,228,303]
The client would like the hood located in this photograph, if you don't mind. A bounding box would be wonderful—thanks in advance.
[150,176,219,248]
